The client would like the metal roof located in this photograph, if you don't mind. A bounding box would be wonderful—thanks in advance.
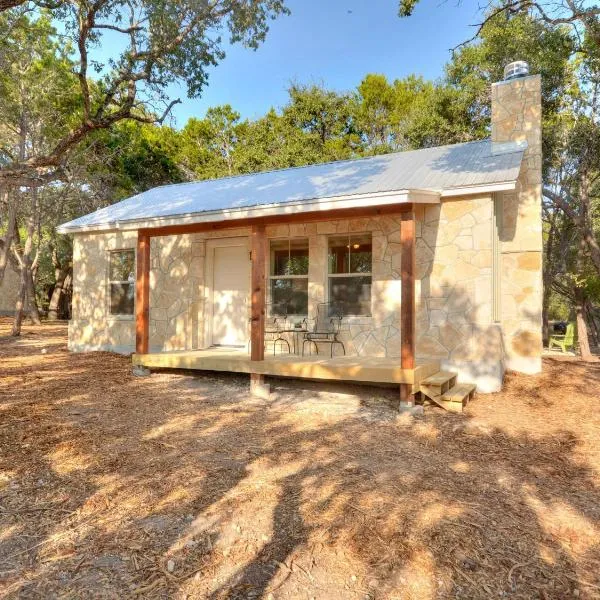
[58,139,525,233]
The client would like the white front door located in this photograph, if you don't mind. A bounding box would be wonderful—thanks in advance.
[209,242,250,346]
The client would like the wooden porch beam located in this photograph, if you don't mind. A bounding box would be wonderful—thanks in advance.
[139,203,413,239]
[400,209,416,369]
[135,231,151,354]
[250,223,266,362]
[399,208,416,405]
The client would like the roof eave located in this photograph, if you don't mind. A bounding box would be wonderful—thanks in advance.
[57,188,441,235]
[440,180,517,198]
[57,179,518,235]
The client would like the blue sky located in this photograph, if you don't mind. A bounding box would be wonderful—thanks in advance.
[165,0,483,127]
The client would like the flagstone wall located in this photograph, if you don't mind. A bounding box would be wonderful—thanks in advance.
[68,198,502,391]
[492,74,543,374]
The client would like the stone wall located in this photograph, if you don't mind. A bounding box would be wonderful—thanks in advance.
[492,74,543,374]
[148,227,250,351]
[69,200,503,391]
[70,230,138,352]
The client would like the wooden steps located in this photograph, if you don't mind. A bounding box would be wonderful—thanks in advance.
[419,371,476,413]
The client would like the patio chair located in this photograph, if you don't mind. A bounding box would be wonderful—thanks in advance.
[247,303,291,355]
[548,322,576,353]
[302,302,345,358]
[265,303,291,355]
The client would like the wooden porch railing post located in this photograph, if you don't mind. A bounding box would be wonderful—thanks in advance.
[135,231,151,355]
[400,209,416,405]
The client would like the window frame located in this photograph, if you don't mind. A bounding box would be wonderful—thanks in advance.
[107,248,136,319]
[327,233,373,317]
[268,237,309,318]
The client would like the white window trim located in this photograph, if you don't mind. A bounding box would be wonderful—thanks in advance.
[326,233,373,318]
[268,237,309,319]
[107,248,136,320]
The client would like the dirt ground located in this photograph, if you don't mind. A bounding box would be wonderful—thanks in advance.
[1,319,600,599]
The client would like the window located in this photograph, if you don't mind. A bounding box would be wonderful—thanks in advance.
[109,249,135,316]
[269,239,309,316]
[328,234,372,316]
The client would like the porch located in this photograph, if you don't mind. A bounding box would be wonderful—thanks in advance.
[134,204,422,404]
[132,347,439,393]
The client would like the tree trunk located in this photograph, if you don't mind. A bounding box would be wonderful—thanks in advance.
[0,189,16,285]
[574,222,595,361]
[575,296,593,361]
[11,262,26,336]
[585,301,599,347]
[25,265,41,324]
[11,187,39,335]
[542,212,557,345]
[61,271,72,319]
[48,265,71,320]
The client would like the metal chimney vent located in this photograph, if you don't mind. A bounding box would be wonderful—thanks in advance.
[504,61,530,81]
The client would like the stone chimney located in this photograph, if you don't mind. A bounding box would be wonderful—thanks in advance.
[491,63,543,374]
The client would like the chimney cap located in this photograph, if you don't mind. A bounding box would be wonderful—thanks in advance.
[504,61,530,81]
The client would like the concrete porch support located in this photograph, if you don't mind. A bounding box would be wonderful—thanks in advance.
[250,372,271,399]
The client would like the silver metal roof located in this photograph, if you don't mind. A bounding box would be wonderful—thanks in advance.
[58,139,524,233]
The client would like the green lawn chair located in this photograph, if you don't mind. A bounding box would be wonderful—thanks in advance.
[548,322,576,353]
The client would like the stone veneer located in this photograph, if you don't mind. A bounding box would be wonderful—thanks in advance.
[68,74,542,391]
[69,197,503,389]
[492,74,543,374]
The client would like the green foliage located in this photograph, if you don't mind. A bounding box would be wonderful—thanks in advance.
[88,122,185,200]
[0,11,81,165]
[283,83,358,161]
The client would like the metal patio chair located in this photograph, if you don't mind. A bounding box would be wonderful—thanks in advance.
[247,303,291,355]
[302,302,345,358]
[265,303,291,355]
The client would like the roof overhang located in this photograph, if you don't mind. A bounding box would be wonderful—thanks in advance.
[57,188,441,235]
[440,180,517,198]
[57,179,519,235]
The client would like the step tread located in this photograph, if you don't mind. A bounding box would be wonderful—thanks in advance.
[420,371,457,387]
[442,383,476,403]
[427,394,465,413]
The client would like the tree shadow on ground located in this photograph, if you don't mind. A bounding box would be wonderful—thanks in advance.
[1,321,600,598]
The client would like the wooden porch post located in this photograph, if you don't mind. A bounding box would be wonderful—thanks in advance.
[250,223,269,397]
[250,223,266,361]
[399,209,416,406]
[135,231,151,355]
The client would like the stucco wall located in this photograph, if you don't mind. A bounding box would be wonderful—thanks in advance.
[69,198,502,390]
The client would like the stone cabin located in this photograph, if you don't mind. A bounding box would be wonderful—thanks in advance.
[58,66,542,400]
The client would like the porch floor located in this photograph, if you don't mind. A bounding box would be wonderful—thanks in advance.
[132,347,439,389]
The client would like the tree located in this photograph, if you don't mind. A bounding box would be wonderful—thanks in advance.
[282,83,358,160]
[353,74,397,151]
[233,108,320,172]
[88,121,184,198]
[0,0,288,188]
[398,0,600,50]
[178,106,245,179]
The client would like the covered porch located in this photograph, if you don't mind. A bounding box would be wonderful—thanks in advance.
[133,200,430,405]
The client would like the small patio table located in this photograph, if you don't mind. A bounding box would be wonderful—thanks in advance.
[279,326,308,355]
